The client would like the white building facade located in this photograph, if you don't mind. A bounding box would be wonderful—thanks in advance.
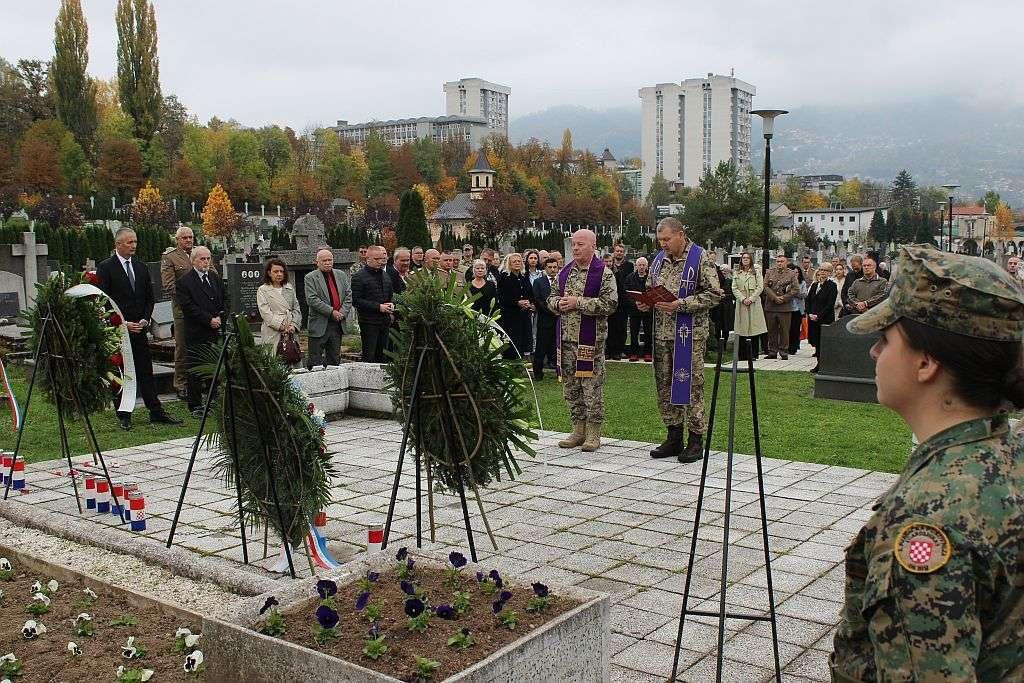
[639,73,755,200]
[333,115,489,148]
[792,207,889,242]
[443,78,511,137]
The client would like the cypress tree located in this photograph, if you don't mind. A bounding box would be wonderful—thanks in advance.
[116,0,161,142]
[53,0,98,158]
[395,189,430,250]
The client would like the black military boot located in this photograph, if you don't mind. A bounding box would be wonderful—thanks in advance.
[650,425,684,459]
[678,431,704,463]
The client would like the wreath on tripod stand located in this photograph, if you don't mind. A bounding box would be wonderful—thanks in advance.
[26,270,124,416]
[197,317,338,556]
[384,270,538,550]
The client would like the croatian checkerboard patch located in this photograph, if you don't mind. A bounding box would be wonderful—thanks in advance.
[893,523,951,573]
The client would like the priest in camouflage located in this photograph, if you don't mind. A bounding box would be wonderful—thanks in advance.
[831,243,1024,681]
[547,229,618,452]
[639,218,722,463]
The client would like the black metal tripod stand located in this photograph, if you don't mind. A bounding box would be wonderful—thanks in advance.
[668,335,781,682]
[3,305,123,521]
[165,317,298,578]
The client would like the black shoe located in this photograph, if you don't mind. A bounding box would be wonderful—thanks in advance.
[765,354,777,360]
[151,411,183,426]
[118,416,132,431]
[650,425,684,459]
[810,365,819,374]
[678,431,704,463]
[780,354,788,360]
[533,372,544,381]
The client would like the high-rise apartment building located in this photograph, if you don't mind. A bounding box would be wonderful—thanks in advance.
[443,78,511,137]
[639,73,755,200]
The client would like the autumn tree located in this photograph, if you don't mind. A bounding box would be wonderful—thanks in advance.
[470,189,528,246]
[201,183,238,237]
[831,178,863,207]
[131,180,174,229]
[163,156,203,203]
[95,138,143,201]
[17,137,62,193]
[365,132,393,198]
[52,0,98,157]
[411,182,437,217]
[644,173,673,210]
[395,188,431,249]
[20,119,89,194]
[993,202,1016,242]
[390,145,422,193]
[116,0,161,142]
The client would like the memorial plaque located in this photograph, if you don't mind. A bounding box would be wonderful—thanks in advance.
[225,263,263,322]
[813,315,880,403]
[0,292,20,318]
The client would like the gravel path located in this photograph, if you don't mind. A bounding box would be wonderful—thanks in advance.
[0,518,242,616]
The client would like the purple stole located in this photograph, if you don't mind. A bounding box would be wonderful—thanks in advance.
[555,256,605,378]
[651,244,704,405]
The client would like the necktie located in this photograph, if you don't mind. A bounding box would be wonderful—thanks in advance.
[125,259,135,290]
[201,273,210,290]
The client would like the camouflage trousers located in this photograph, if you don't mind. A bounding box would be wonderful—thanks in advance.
[172,304,186,392]
[560,340,606,425]
[653,337,707,433]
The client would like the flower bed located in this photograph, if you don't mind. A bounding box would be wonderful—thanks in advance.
[209,549,610,682]
[0,546,207,682]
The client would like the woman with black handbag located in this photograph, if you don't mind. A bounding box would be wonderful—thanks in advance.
[257,258,303,367]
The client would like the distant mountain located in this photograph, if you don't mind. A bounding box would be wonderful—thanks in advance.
[510,99,1024,205]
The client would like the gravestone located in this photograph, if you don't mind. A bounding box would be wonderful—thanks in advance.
[1,232,49,308]
[813,315,880,403]
[0,271,24,318]
[225,263,264,322]
[292,213,325,251]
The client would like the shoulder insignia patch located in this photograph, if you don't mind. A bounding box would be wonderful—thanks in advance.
[893,523,951,573]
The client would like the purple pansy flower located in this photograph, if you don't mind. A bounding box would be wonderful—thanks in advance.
[492,599,505,614]
[368,623,380,639]
[400,580,416,596]
[499,590,513,603]
[316,579,337,599]
[406,558,416,571]
[488,569,503,588]
[316,604,339,629]
[366,571,380,583]
[532,582,549,598]
[434,604,456,620]
[404,597,425,618]
[448,551,467,569]
[476,571,485,583]
[259,596,279,615]
[355,591,370,611]
[396,547,408,561]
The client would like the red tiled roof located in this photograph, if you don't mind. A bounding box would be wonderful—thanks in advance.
[952,205,987,216]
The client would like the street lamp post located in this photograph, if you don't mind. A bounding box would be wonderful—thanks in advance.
[942,184,959,253]
[752,110,788,273]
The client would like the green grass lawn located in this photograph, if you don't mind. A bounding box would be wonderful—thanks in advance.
[0,366,195,464]
[531,362,913,473]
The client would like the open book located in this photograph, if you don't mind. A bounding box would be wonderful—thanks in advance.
[625,285,677,307]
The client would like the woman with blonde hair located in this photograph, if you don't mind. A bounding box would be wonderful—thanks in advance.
[806,262,838,373]
[731,252,767,360]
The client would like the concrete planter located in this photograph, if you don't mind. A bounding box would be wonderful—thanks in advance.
[344,361,395,416]
[206,550,610,682]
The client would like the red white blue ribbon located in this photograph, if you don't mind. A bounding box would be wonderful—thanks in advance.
[0,356,21,430]
[306,523,341,570]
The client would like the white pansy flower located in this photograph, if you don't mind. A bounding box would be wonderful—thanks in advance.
[184,633,201,648]
[0,653,15,663]
[82,587,97,599]
[0,557,11,571]
[32,592,50,606]
[174,627,192,639]
[46,580,58,593]
[29,581,41,594]
[67,641,81,656]
[183,649,204,672]
[140,670,154,681]
[121,636,137,659]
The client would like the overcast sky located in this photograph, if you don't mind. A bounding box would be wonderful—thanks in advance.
[4,0,1021,131]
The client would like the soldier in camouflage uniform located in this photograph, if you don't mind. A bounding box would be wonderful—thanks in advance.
[638,218,722,463]
[160,226,196,397]
[832,243,1024,681]
[547,229,617,452]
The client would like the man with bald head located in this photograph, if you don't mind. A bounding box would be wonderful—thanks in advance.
[637,218,722,463]
[303,248,352,368]
[161,225,200,397]
[546,229,618,452]
[176,246,227,415]
[351,245,394,362]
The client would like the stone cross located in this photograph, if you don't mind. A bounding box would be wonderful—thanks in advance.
[11,231,48,307]
[292,213,325,251]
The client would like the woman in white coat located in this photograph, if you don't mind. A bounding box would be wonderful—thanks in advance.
[731,252,768,360]
[257,258,303,365]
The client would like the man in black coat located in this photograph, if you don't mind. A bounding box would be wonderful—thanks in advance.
[96,227,181,430]
[607,242,633,360]
[351,245,394,362]
[531,257,560,379]
[176,246,227,416]
[388,247,412,296]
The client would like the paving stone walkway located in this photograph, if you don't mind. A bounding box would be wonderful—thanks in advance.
[10,415,894,681]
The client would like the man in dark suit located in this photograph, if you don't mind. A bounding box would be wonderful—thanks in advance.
[352,245,394,363]
[176,246,227,416]
[531,257,560,380]
[96,227,182,430]
[388,247,411,296]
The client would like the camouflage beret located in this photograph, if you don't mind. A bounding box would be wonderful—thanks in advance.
[847,244,1024,341]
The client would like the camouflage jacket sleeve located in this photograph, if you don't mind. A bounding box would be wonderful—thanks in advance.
[578,267,618,316]
[160,250,177,297]
[546,285,561,315]
[681,251,723,313]
[865,534,981,679]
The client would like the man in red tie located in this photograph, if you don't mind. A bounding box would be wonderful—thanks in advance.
[303,249,352,368]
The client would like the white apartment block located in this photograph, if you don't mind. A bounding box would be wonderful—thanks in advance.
[639,73,755,200]
[333,115,489,148]
[792,207,889,242]
[443,78,511,137]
